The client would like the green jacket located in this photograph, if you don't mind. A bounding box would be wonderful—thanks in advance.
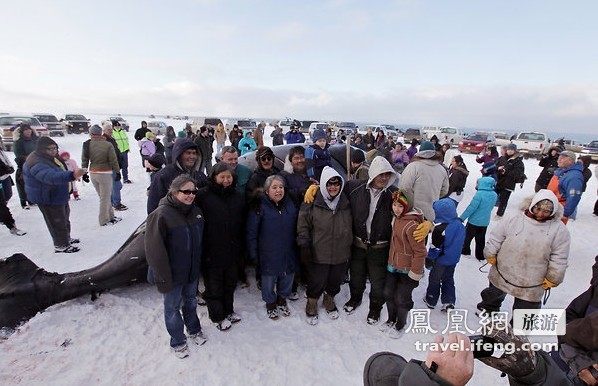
[112,128,130,152]
[81,136,119,173]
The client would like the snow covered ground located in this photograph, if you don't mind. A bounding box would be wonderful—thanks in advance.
[1,115,596,385]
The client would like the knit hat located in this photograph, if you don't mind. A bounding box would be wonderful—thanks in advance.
[59,151,70,159]
[145,131,156,139]
[36,136,58,152]
[312,129,327,142]
[559,150,576,162]
[391,190,409,216]
[351,150,365,163]
[415,141,436,159]
[505,143,518,152]
[419,141,435,152]
[146,153,165,169]
[533,199,554,214]
[177,131,186,138]
[89,124,103,136]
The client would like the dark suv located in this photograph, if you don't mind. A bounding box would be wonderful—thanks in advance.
[63,114,90,134]
[33,114,64,137]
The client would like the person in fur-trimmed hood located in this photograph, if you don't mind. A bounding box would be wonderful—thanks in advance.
[477,189,570,314]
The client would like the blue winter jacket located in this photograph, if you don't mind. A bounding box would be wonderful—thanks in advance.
[459,177,498,227]
[429,198,466,266]
[284,131,305,144]
[246,194,298,276]
[305,144,332,181]
[554,162,584,217]
[23,151,74,206]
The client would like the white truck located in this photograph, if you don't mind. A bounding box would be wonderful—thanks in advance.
[510,131,551,158]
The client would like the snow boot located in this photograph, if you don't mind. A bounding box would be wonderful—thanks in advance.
[343,297,362,314]
[441,303,455,312]
[366,308,381,325]
[276,296,291,317]
[266,303,279,320]
[306,297,319,325]
[323,293,339,320]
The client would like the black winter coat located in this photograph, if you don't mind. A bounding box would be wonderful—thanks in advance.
[496,154,525,191]
[195,181,246,269]
[246,166,280,202]
[445,165,469,197]
[345,179,396,244]
[145,194,204,293]
[536,153,559,189]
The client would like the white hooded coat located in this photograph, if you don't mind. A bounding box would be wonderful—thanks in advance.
[484,189,570,302]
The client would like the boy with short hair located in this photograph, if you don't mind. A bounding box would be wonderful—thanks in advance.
[305,129,332,182]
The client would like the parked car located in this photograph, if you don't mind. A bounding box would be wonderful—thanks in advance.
[403,128,424,143]
[277,118,293,131]
[439,127,463,145]
[33,114,64,137]
[236,119,257,132]
[109,116,129,132]
[1,115,49,151]
[490,131,512,147]
[511,131,550,158]
[458,132,496,154]
[299,120,319,133]
[581,140,598,162]
[191,117,223,133]
[423,126,442,140]
[62,114,90,134]
[147,121,168,135]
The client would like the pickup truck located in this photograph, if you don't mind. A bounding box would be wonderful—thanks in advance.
[511,131,551,158]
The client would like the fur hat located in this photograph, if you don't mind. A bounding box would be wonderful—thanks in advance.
[559,150,576,162]
[89,124,103,136]
[312,129,327,142]
[506,143,518,152]
[36,136,58,152]
[256,146,274,163]
[146,153,165,169]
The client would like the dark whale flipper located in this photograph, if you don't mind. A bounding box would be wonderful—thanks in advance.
[0,223,148,329]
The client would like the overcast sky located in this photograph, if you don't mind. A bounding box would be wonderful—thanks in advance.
[1,0,597,135]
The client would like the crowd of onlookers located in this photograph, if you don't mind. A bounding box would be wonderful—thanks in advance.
[0,119,596,383]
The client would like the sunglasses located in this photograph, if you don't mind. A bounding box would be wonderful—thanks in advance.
[260,155,273,162]
[326,180,341,187]
[179,189,198,195]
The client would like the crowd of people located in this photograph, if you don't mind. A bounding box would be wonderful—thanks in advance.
[1,120,596,383]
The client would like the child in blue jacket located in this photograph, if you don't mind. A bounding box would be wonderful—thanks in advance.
[460,176,498,261]
[305,129,332,182]
[423,198,466,311]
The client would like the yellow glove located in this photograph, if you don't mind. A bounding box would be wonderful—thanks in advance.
[486,256,497,266]
[304,184,319,204]
[541,278,557,290]
[413,220,433,242]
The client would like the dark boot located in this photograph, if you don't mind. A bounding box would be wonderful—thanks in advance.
[343,297,362,314]
[323,292,337,313]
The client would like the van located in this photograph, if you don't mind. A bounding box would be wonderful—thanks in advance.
[403,128,424,143]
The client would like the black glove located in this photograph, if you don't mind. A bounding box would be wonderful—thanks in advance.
[82,173,90,183]
[115,173,121,182]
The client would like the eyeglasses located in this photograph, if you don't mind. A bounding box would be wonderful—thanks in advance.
[326,180,341,187]
[260,155,273,162]
[179,189,198,195]
[46,146,58,151]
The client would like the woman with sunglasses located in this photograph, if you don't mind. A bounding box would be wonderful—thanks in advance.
[247,174,299,320]
[297,166,352,325]
[145,174,206,359]
[195,163,246,331]
[246,146,280,201]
